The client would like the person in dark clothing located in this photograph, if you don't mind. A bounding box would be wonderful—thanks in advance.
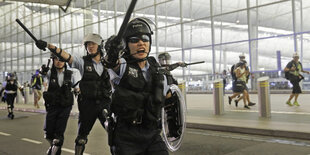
[35,33,112,155]
[0,73,24,119]
[158,52,185,139]
[104,17,169,155]
[284,52,309,106]
[42,54,81,155]
[158,52,186,85]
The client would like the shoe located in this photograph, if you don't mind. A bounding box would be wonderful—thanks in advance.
[293,101,300,106]
[228,96,232,105]
[234,100,238,107]
[286,101,293,106]
[248,102,256,106]
[244,105,250,109]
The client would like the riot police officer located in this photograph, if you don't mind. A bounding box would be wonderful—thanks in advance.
[158,52,186,85]
[42,54,81,155]
[35,33,112,155]
[0,73,24,119]
[157,52,186,138]
[104,17,169,155]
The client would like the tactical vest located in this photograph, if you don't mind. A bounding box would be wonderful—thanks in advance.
[161,69,178,85]
[79,56,111,102]
[5,81,18,92]
[44,67,73,107]
[112,57,164,128]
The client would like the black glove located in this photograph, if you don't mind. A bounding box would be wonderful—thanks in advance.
[40,64,50,76]
[104,35,126,68]
[35,40,47,51]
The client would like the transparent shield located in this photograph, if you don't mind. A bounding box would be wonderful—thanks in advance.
[161,84,186,152]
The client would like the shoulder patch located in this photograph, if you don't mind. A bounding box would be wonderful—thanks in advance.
[128,67,138,78]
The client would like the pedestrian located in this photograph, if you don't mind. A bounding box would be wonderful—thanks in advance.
[104,17,169,155]
[284,52,309,106]
[228,61,250,109]
[230,54,255,107]
[0,73,24,119]
[35,33,112,155]
[222,70,228,95]
[41,54,81,155]
[31,70,44,108]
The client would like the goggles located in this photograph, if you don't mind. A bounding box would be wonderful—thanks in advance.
[128,34,150,43]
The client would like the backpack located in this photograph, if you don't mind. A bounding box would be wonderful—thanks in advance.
[284,71,290,80]
[231,64,236,81]
[284,61,300,80]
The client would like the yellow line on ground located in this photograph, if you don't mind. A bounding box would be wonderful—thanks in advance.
[21,138,42,144]
[0,132,11,136]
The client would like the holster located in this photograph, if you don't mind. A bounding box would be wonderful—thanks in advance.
[43,91,56,106]
[107,115,116,147]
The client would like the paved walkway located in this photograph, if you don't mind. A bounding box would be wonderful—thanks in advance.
[1,93,310,140]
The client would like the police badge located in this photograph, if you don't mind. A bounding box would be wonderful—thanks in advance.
[86,66,93,72]
[128,67,138,78]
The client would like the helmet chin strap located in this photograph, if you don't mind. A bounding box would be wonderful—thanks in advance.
[125,50,149,63]
[56,66,64,70]
[88,51,99,58]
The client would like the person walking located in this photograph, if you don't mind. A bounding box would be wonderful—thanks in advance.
[228,61,250,109]
[104,17,169,155]
[0,73,24,119]
[284,52,309,106]
[35,33,112,155]
[41,54,81,155]
[31,70,44,108]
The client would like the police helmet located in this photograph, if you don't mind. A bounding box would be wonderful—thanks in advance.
[83,33,104,55]
[35,69,40,75]
[6,73,16,81]
[292,52,299,58]
[124,18,153,41]
[158,52,171,66]
[239,53,245,59]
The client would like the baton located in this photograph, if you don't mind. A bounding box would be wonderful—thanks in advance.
[47,58,51,67]
[115,0,138,42]
[185,61,205,66]
[16,19,38,42]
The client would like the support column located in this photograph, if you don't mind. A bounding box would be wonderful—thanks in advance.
[84,0,94,35]
[154,0,159,57]
[180,0,185,80]
[247,0,258,90]
[291,0,298,52]
[210,0,216,79]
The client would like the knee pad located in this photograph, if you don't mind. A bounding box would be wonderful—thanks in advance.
[52,138,64,147]
[75,136,87,146]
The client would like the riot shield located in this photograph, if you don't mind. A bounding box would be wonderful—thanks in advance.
[161,84,186,152]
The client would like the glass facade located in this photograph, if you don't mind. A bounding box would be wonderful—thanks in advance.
[1,0,310,91]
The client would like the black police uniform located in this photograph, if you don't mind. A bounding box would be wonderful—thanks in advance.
[110,57,168,155]
[160,67,183,138]
[43,67,74,155]
[75,55,111,153]
[2,81,18,119]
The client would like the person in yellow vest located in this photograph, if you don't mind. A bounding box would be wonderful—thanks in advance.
[31,70,44,108]
[284,52,310,106]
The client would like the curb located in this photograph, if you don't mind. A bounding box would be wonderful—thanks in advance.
[187,122,310,140]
